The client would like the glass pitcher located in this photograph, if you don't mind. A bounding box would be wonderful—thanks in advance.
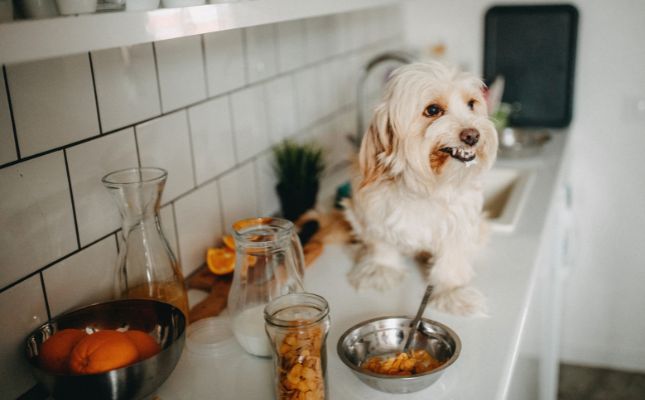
[228,217,305,357]
[102,167,189,318]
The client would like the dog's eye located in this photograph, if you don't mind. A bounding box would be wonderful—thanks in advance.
[467,99,476,110]
[423,104,443,117]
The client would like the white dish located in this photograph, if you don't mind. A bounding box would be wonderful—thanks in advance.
[56,0,97,15]
[126,0,159,11]
[162,0,205,8]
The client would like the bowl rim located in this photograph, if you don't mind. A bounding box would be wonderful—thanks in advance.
[25,298,186,376]
[336,315,461,380]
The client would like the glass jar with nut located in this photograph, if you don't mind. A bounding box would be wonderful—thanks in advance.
[264,293,330,400]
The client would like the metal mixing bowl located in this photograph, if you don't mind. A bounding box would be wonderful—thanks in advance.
[337,316,461,394]
[25,299,186,400]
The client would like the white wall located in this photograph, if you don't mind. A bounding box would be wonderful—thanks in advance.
[0,8,404,397]
[402,0,645,372]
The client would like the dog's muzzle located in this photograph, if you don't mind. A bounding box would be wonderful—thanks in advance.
[439,146,476,163]
[439,128,480,163]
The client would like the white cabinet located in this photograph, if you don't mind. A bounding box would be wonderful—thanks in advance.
[508,156,574,400]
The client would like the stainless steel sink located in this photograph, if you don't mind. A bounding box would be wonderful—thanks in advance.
[482,167,535,232]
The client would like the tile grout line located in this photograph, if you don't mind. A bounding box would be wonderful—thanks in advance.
[114,231,120,253]
[183,109,198,188]
[39,272,52,321]
[2,65,21,160]
[241,28,250,87]
[200,34,211,98]
[0,34,398,171]
[133,126,142,168]
[151,42,165,114]
[63,149,82,250]
[87,52,104,135]
[0,229,119,295]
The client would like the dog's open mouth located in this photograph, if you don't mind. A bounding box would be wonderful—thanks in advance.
[440,146,476,163]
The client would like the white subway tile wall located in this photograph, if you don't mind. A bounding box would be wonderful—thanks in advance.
[218,161,259,232]
[244,24,279,84]
[135,110,195,203]
[67,128,139,246]
[187,96,236,184]
[0,275,48,397]
[254,151,280,216]
[6,54,100,157]
[263,75,298,143]
[305,16,337,64]
[43,236,117,316]
[174,180,222,276]
[0,7,402,397]
[154,36,208,113]
[0,152,77,289]
[230,85,271,162]
[203,29,246,96]
[91,44,161,133]
[292,66,320,129]
[275,20,307,73]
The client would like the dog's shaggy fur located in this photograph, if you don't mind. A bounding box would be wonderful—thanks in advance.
[344,62,498,316]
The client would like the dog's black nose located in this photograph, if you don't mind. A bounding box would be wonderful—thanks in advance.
[460,128,480,146]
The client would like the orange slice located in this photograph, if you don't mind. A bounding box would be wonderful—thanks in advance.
[222,235,235,250]
[220,235,258,267]
[206,248,235,275]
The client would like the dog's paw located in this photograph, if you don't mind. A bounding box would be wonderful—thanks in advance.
[347,261,405,292]
[430,286,488,317]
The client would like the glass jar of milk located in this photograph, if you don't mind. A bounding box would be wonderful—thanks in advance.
[228,218,305,357]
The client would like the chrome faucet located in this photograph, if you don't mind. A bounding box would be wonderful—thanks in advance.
[352,50,416,148]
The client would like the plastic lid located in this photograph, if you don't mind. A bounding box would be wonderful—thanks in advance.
[186,313,236,357]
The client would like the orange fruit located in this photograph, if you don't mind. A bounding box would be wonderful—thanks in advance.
[206,248,235,275]
[222,235,235,250]
[39,329,87,374]
[69,330,139,375]
[124,330,161,361]
[221,234,258,266]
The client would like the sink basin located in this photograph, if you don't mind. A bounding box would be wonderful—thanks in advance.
[482,167,535,232]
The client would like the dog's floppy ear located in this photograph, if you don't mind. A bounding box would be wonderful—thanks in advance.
[359,106,396,188]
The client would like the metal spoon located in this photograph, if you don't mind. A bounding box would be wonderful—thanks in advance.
[402,285,434,353]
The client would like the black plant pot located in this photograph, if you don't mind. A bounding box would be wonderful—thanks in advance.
[276,181,319,222]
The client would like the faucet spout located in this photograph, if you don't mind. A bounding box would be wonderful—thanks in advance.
[353,51,416,148]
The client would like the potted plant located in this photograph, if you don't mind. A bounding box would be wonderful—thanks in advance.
[272,140,325,222]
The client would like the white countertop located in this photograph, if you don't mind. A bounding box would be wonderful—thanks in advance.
[157,133,569,400]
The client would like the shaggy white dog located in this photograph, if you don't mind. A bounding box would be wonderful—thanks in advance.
[344,62,498,316]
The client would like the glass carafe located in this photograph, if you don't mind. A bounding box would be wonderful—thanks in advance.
[228,217,305,357]
[102,167,189,318]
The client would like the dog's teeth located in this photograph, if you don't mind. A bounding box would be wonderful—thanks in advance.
[451,148,456,156]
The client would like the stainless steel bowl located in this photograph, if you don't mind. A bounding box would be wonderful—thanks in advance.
[337,316,461,394]
[25,299,186,400]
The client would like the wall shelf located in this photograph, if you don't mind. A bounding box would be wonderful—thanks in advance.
[0,0,402,65]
